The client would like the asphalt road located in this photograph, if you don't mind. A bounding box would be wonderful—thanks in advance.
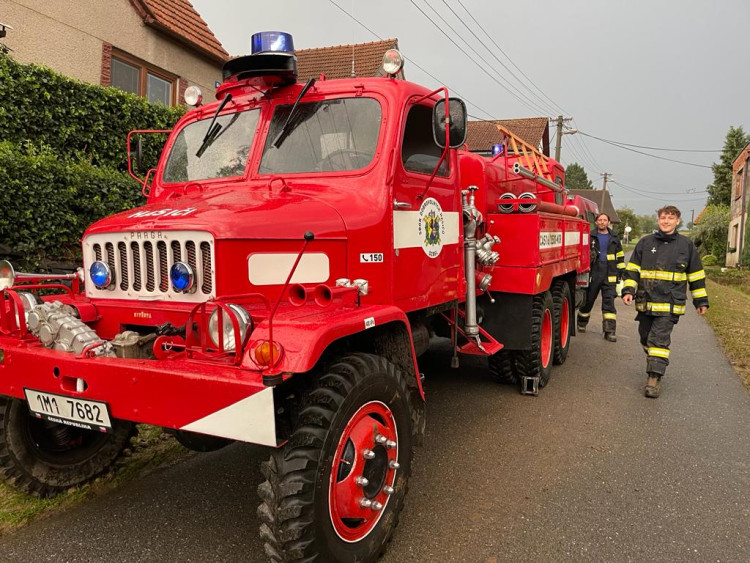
[1,300,748,562]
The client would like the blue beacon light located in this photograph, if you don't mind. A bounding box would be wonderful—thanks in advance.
[170,262,194,292]
[251,31,294,54]
[90,261,111,289]
[492,143,505,156]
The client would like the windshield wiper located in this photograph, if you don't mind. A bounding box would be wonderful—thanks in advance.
[196,93,233,158]
[272,78,316,149]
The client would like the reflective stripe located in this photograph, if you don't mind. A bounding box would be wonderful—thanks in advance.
[608,276,617,283]
[626,263,641,272]
[648,302,672,312]
[603,312,617,320]
[578,312,591,318]
[691,288,708,299]
[641,270,687,282]
[617,263,626,269]
[623,279,638,289]
[607,253,616,260]
[648,347,670,359]
[687,270,706,282]
[673,304,685,314]
[616,251,625,258]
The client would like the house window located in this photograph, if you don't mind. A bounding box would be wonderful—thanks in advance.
[110,51,175,106]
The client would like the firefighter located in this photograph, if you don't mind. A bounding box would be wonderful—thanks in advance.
[576,213,625,341]
[621,205,709,398]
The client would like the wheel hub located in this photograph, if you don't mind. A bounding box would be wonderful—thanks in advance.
[329,401,399,542]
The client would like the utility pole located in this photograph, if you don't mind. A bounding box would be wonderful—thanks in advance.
[552,115,574,162]
[601,172,612,191]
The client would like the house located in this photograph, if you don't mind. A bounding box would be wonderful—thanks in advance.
[726,142,750,267]
[295,38,403,81]
[465,117,551,156]
[1,0,228,105]
[568,189,620,224]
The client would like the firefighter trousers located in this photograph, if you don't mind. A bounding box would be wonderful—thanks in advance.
[577,261,617,334]
[636,313,679,377]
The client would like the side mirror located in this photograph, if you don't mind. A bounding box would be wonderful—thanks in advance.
[433,98,467,149]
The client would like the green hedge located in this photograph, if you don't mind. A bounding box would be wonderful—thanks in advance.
[0,53,184,171]
[0,142,142,268]
[0,54,188,269]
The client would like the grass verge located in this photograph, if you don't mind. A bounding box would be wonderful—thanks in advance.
[0,425,192,535]
[704,278,750,392]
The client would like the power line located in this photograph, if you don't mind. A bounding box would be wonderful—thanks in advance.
[436,0,561,117]
[578,131,713,169]
[406,0,554,117]
[327,0,496,120]
[456,0,568,116]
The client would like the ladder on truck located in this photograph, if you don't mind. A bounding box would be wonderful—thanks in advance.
[494,123,554,183]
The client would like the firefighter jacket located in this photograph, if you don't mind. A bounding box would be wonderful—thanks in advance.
[621,229,709,316]
[590,228,625,283]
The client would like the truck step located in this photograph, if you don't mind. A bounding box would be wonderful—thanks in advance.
[520,375,540,396]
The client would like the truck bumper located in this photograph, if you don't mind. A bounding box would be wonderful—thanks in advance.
[0,338,279,446]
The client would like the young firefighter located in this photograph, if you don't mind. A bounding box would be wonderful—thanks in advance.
[577,213,625,341]
[621,205,709,398]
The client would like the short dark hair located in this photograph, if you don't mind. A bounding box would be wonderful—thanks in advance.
[657,205,681,219]
[596,213,610,221]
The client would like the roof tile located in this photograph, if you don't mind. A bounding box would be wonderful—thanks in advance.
[466,117,549,153]
[296,39,399,81]
[133,0,229,63]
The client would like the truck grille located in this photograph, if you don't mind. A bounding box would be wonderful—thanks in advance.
[83,231,215,303]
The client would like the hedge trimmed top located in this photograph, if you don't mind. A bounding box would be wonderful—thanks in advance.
[0,53,185,171]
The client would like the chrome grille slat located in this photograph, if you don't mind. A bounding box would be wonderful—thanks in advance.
[84,231,215,303]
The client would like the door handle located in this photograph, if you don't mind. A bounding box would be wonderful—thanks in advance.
[393,199,412,209]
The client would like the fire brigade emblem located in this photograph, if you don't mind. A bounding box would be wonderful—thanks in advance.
[418,198,445,258]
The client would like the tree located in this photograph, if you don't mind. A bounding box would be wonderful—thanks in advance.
[637,213,658,234]
[690,204,730,260]
[565,162,594,189]
[706,126,750,206]
[613,207,639,238]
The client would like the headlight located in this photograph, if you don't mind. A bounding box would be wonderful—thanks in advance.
[0,260,16,290]
[382,49,404,76]
[89,261,112,289]
[208,304,252,351]
[184,86,203,107]
[170,262,195,292]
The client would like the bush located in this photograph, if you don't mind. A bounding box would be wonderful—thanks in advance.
[701,254,718,266]
[690,205,730,261]
[0,53,186,268]
[0,53,184,172]
[0,142,141,268]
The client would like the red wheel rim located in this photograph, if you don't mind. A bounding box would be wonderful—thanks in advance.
[329,400,399,543]
[541,307,553,368]
[559,296,570,349]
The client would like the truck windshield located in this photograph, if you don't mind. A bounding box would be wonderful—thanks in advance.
[259,97,381,174]
[163,109,260,183]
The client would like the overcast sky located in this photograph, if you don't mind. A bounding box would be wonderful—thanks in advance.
[191,0,749,218]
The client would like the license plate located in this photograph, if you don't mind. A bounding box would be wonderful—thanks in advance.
[24,389,112,432]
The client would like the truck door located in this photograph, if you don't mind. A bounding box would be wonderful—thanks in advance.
[391,102,462,309]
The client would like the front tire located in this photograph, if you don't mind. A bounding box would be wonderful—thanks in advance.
[257,353,415,562]
[488,349,519,384]
[0,397,136,497]
[515,291,554,388]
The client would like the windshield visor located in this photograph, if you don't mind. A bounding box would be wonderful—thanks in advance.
[260,98,381,174]
[163,109,260,183]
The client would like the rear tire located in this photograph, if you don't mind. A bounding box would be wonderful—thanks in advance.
[0,397,136,497]
[488,349,519,384]
[551,281,571,365]
[515,291,554,388]
[257,353,415,562]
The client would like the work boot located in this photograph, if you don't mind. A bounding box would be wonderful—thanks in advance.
[645,375,661,398]
[604,332,617,342]
[577,317,588,333]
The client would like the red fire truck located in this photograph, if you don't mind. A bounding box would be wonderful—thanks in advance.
[0,32,596,562]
